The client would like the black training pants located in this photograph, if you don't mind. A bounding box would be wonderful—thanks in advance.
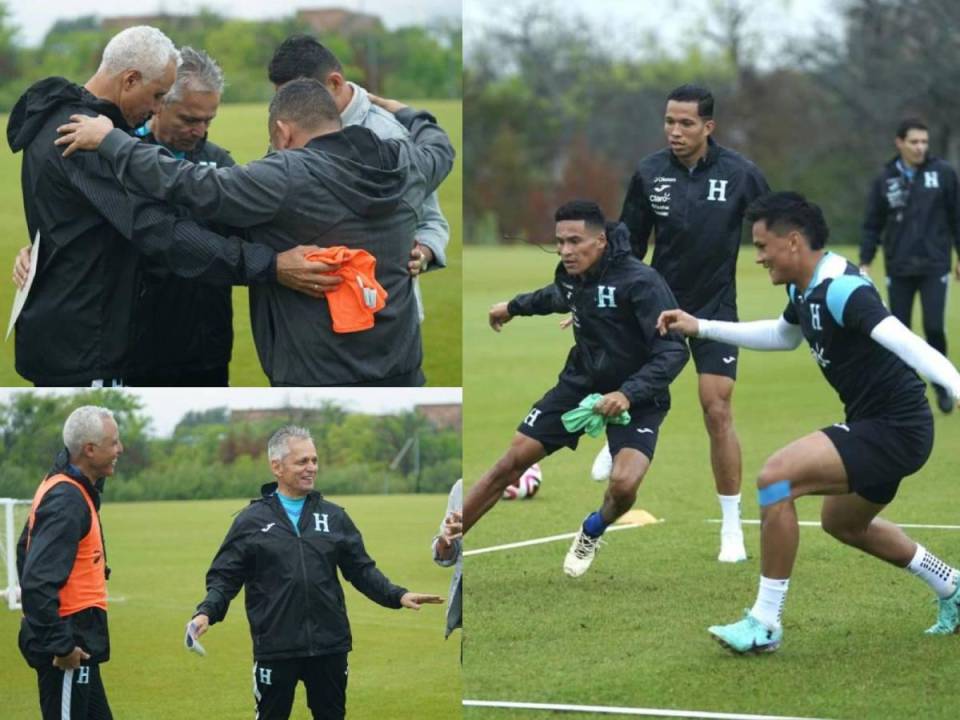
[36,663,112,720]
[887,273,949,355]
[253,654,349,720]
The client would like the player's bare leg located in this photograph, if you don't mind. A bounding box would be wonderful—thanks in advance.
[821,493,960,634]
[565,449,650,578]
[464,433,546,535]
[699,373,745,562]
[710,431,846,652]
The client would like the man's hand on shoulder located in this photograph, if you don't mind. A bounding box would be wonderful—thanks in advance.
[400,592,444,610]
[366,93,409,115]
[54,114,115,158]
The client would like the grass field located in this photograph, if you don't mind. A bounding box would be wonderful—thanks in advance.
[0,99,462,387]
[462,244,960,719]
[0,494,461,718]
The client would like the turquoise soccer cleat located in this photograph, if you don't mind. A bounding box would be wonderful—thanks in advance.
[925,584,960,635]
[708,611,782,654]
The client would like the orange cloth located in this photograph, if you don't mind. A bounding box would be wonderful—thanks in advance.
[28,474,108,615]
[305,247,388,333]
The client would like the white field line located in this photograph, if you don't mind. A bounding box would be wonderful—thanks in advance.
[464,522,656,557]
[463,699,834,720]
[707,519,960,531]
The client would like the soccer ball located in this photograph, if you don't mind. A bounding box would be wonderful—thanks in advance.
[502,463,542,500]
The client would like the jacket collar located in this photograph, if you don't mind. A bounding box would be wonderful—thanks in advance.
[339,81,369,128]
[49,447,104,508]
[670,136,719,173]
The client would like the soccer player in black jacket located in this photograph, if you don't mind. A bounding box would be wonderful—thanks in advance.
[659,192,960,654]
[17,406,122,720]
[189,426,442,720]
[616,85,770,563]
[859,117,960,414]
[463,200,688,579]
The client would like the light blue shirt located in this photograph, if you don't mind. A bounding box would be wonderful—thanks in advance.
[277,493,306,534]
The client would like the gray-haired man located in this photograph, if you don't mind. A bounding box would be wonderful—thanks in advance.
[17,406,122,719]
[188,426,442,720]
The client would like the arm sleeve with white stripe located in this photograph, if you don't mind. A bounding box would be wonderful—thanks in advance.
[697,316,803,351]
[871,316,960,401]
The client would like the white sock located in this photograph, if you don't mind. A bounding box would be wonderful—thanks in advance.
[718,493,742,535]
[907,544,959,598]
[750,576,789,629]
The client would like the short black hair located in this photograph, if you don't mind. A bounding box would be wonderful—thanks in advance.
[666,84,714,119]
[268,34,343,86]
[745,191,829,250]
[554,200,606,233]
[268,78,342,132]
[896,117,928,139]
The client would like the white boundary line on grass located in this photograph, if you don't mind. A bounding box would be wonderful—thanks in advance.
[463,699,834,720]
[707,519,960,531]
[464,522,650,557]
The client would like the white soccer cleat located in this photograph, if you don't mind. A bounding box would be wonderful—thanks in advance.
[590,443,613,482]
[718,530,747,563]
[563,529,604,577]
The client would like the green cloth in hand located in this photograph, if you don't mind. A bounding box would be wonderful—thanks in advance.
[560,393,632,438]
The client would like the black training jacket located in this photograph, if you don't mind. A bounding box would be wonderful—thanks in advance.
[507,223,689,409]
[6,77,275,385]
[196,483,408,661]
[619,138,769,317]
[17,450,110,668]
[127,127,235,381]
[860,156,960,276]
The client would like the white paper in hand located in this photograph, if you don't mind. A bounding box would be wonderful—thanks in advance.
[184,620,206,657]
[7,231,40,340]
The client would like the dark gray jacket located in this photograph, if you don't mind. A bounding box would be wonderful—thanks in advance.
[95,109,455,386]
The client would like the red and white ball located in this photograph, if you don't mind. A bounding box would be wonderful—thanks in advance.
[502,463,542,500]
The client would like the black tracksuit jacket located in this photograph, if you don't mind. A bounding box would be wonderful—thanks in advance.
[16,451,110,668]
[6,77,275,385]
[619,138,769,317]
[196,483,408,661]
[860,155,960,276]
[127,127,235,382]
[507,223,689,410]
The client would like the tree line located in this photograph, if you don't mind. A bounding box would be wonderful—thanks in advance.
[0,4,461,111]
[0,391,461,500]
[464,0,960,248]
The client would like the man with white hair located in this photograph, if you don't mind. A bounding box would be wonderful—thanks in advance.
[187,425,442,720]
[16,406,122,719]
[6,26,339,386]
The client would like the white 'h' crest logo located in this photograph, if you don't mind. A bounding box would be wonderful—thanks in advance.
[925,171,939,188]
[707,179,728,202]
[314,513,329,533]
[810,303,822,330]
[596,286,617,308]
[524,409,542,427]
[77,666,90,685]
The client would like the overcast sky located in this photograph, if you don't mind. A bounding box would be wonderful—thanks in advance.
[9,0,461,47]
[0,387,462,437]
[464,0,843,67]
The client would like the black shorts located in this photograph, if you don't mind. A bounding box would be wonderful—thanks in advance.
[517,383,667,461]
[688,299,739,379]
[821,408,933,505]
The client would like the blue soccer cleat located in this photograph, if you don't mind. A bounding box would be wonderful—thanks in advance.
[925,584,960,635]
[709,611,782,654]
